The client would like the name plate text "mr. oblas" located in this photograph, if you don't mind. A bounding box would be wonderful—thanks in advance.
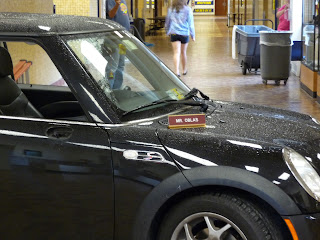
[168,114,206,129]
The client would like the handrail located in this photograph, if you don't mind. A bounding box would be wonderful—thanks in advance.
[13,60,32,83]
[245,19,274,29]
[13,60,26,80]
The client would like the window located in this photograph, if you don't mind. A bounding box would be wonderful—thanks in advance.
[64,31,190,113]
[0,41,88,122]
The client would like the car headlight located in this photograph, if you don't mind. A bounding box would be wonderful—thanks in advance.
[312,117,320,125]
[283,147,320,202]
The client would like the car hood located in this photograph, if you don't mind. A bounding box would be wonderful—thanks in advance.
[158,100,320,165]
[204,100,320,145]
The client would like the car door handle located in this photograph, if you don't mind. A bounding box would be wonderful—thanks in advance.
[46,126,73,140]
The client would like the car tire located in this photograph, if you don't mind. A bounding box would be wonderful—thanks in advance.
[157,192,288,240]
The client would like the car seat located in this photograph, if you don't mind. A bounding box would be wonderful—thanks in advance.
[0,46,43,118]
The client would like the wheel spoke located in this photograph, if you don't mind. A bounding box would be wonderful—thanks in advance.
[204,216,232,239]
[183,223,195,240]
[204,216,216,234]
[217,223,232,236]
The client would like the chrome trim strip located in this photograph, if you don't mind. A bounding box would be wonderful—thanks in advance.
[0,107,189,128]
[98,107,191,128]
[122,149,176,166]
[0,115,96,126]
[0,129,48,139]
[123,150,164,161]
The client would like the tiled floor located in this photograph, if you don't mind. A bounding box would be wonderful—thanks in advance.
[145,16,320,121]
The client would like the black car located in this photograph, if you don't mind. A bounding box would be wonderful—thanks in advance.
[0,12,319,240]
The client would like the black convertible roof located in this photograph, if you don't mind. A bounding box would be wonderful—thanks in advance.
[0,12,124,36]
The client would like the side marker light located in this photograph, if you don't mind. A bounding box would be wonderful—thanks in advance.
[284,219,299,240]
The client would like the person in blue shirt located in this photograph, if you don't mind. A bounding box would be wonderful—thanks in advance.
[165,0,195,77]
[106,0,130,89]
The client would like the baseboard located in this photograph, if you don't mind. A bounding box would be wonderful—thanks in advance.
[300,82,317,98]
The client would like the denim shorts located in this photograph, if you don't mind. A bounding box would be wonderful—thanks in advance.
[170,34,189,44]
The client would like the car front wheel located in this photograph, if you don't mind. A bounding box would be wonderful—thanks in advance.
[157,192,289,240]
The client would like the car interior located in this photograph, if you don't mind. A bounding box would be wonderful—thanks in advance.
[0,46,43,118]
[0,44,88,122]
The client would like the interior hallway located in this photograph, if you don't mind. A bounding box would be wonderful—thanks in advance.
[146,16,320,121]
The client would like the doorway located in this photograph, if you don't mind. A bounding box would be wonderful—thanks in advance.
[215,0,228,15]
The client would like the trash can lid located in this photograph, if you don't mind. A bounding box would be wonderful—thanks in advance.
[235,25,274,37]
[259,30,293,34]
[259,31,293,46]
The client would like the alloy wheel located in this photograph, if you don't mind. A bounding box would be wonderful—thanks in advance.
[171,212,247,240]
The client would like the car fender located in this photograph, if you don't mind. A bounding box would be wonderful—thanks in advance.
[132,171,192,240]
[183,166,301,215]
[132,165,301,240]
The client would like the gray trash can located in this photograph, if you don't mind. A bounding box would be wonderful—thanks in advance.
[260,31,293,85]
[133,18,146,42]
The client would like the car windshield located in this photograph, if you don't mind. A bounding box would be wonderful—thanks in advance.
[62,31,190,113]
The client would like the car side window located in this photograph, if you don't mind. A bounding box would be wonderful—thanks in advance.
[0,41,89,122]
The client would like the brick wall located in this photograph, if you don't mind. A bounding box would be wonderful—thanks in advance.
[53,0,100,17]
[0,0,53,13]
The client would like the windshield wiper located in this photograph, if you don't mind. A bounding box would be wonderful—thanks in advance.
[122,99,208,116]
[184,88,210,101]
[123,88,211,116]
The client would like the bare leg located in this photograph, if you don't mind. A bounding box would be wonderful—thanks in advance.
[171,41,181,75]
[181,43,189,74]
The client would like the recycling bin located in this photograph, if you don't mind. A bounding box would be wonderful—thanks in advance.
[235,25,273,75]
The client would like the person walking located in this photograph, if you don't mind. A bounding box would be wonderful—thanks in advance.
[165,0,195,77]
[106,0,130,89]
[276,0,290,31]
